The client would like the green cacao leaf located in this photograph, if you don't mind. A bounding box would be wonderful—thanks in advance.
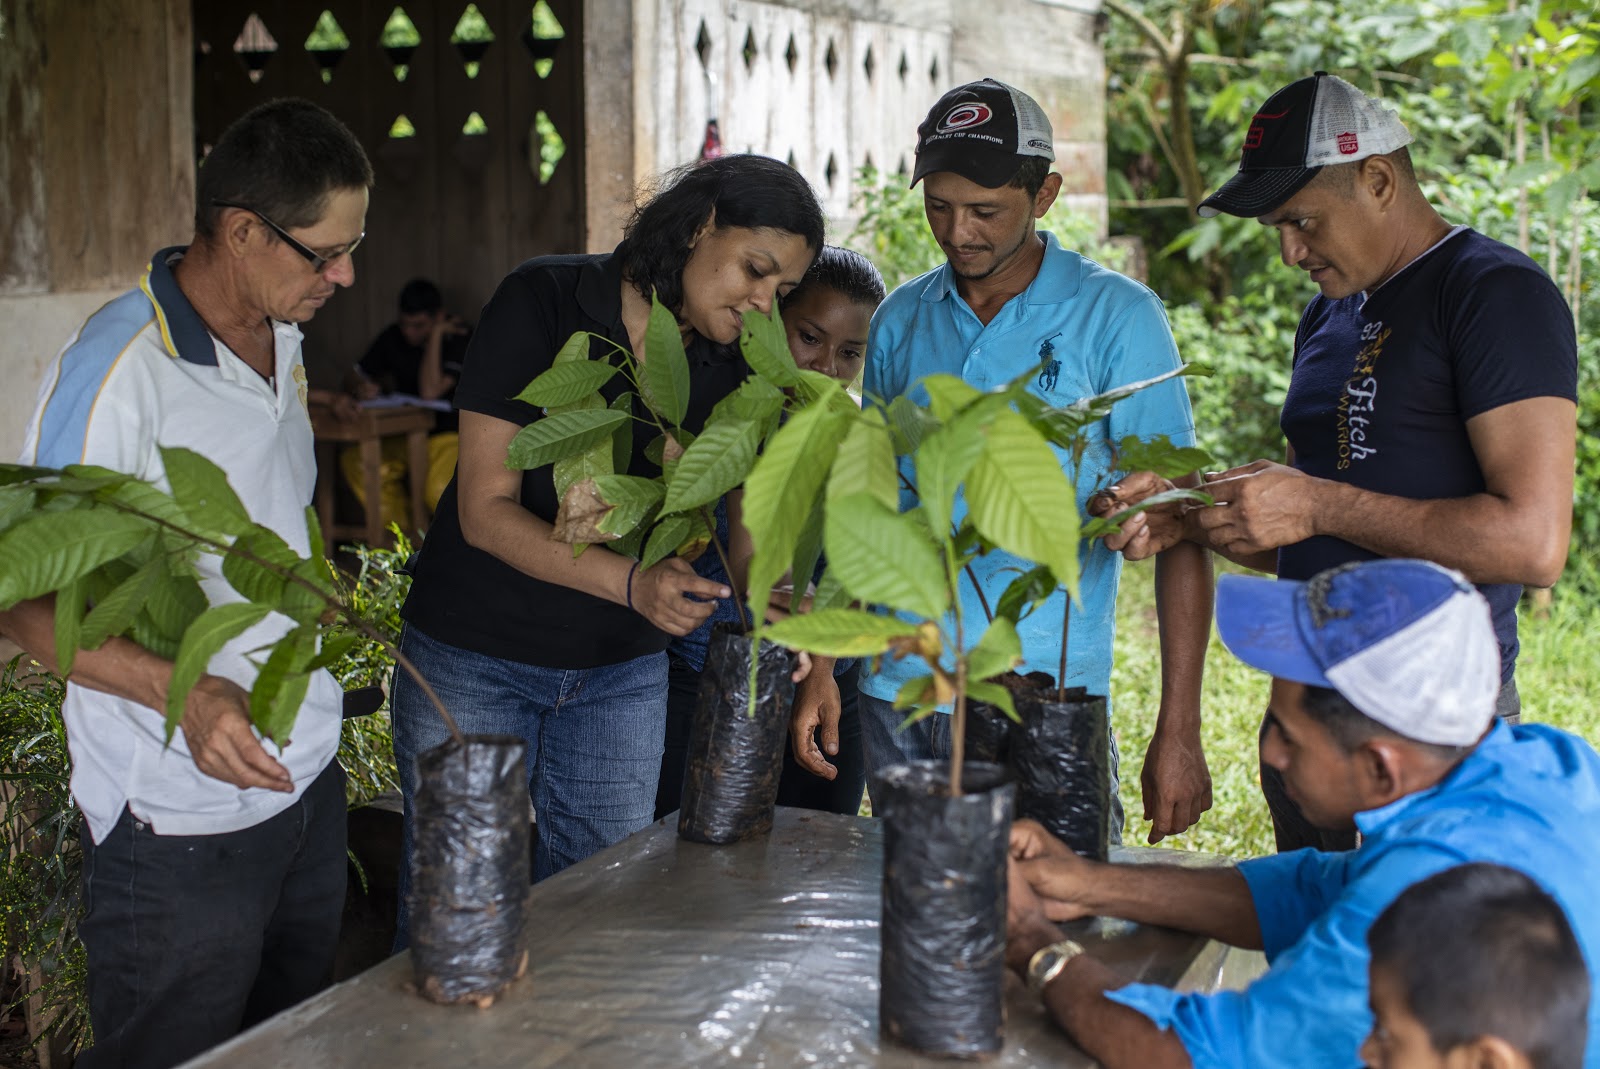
[160,447,252,538]
[995,563,1057,625]
[641,513,694,569]
[822,493,948,620]
[166,601,273,740]
[0,510,152,609]
[549,393,613,500]
[921,374,982,420]
[826,412,899,511]
[515,360,619,407]
[965,616,1022,684]
[641,294,691,427]
[592,475,666,536]
[661,418,762,515]
[250,623,316,746]
[884,395,940,455]
[763,608,920,658]
[609,392,635,473]
[964,679,1019,722]
[54,576,87,676]
[506,408,628,471]
[966,408,1081,596]
[80,552,164,650]
[739,305,801,387]
[741,400,850,637]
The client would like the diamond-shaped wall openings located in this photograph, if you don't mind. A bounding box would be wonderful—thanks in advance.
[742,27,757,72]
[824,39,838,80]
[534,109,565,184]
[784,35,798,74]
[898,51,909,82]
[824,151,838,190]
[695,21,712,69]
[863,44,875,82]
[381,6,421,81]
[522,0,564,76]
[234,13,278,83]
[305,10,350,83]
[451,3,495,78]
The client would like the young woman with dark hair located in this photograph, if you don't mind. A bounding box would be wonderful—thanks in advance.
[655,246,887,820]
[389,155,825,945]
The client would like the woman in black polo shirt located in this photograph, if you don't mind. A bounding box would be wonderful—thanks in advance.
[390,155,824,944]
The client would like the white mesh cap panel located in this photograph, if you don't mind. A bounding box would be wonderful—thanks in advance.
[1323,588,1500,747]
[1002,81,1055,160]
[1305,75,1413,167]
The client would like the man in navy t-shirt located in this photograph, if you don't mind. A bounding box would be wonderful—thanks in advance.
[1094,72,1578,852]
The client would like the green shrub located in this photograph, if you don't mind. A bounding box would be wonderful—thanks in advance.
[0,539,410,1054]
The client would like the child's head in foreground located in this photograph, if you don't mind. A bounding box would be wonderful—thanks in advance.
[780,246,886,384]
[1363,862,1589,1069]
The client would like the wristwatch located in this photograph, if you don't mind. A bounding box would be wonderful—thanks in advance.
[1026,938,1087,995]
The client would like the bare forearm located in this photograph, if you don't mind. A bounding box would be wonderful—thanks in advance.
[1153,541,1210,728]
[0,596,170,711]
[1312,481,1569,587]
[1180,508,1276,573]
[1051,956,1192,1069]
[460,495,633,606]
[1080,862,1261,949]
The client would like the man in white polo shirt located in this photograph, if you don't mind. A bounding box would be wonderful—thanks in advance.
[0,99,372,1069]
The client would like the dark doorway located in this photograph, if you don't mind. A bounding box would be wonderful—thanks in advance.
[193,1,586,386]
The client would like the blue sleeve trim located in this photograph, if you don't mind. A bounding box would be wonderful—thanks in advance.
[33,289,153,468]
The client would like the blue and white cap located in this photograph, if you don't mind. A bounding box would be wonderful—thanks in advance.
[1216,560,1499,747]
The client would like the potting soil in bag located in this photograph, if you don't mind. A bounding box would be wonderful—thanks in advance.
[411,734,531,1005]
[679,624,797,844]
[875,760,1015,1059]
[1010,688,1111,861]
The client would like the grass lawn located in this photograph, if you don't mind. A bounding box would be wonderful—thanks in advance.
[1110,558,1600,859]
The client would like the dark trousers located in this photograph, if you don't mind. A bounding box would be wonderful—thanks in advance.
[76,762,347,1069]
[657,654,867,819]
[1260,678,1522,853]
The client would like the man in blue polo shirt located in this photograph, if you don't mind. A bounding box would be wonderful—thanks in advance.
[1004,559,1600,1069]
[860,78,1214,843]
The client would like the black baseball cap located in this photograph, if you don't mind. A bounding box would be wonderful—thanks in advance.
[1199,71,1414,218]
[911,78,1055,189]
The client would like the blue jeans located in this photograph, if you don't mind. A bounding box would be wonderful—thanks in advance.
[390,625,668,947]
[76,762,346,1069]
[858,691,1124,845]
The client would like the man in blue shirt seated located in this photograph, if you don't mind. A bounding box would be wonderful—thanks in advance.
[1003,558,1600,1069]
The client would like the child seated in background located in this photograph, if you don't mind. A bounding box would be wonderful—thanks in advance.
[655,245,886,819]
[339,278,470,528]
[1363,862,1589,1069]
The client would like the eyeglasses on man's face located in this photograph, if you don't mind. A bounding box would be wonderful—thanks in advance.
[211,200,364,274]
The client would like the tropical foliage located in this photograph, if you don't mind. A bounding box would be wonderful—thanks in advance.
[1099,0,1597,575]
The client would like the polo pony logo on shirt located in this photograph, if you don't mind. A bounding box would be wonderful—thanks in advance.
[291,365,309,408]
[1037,334,1062,392]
